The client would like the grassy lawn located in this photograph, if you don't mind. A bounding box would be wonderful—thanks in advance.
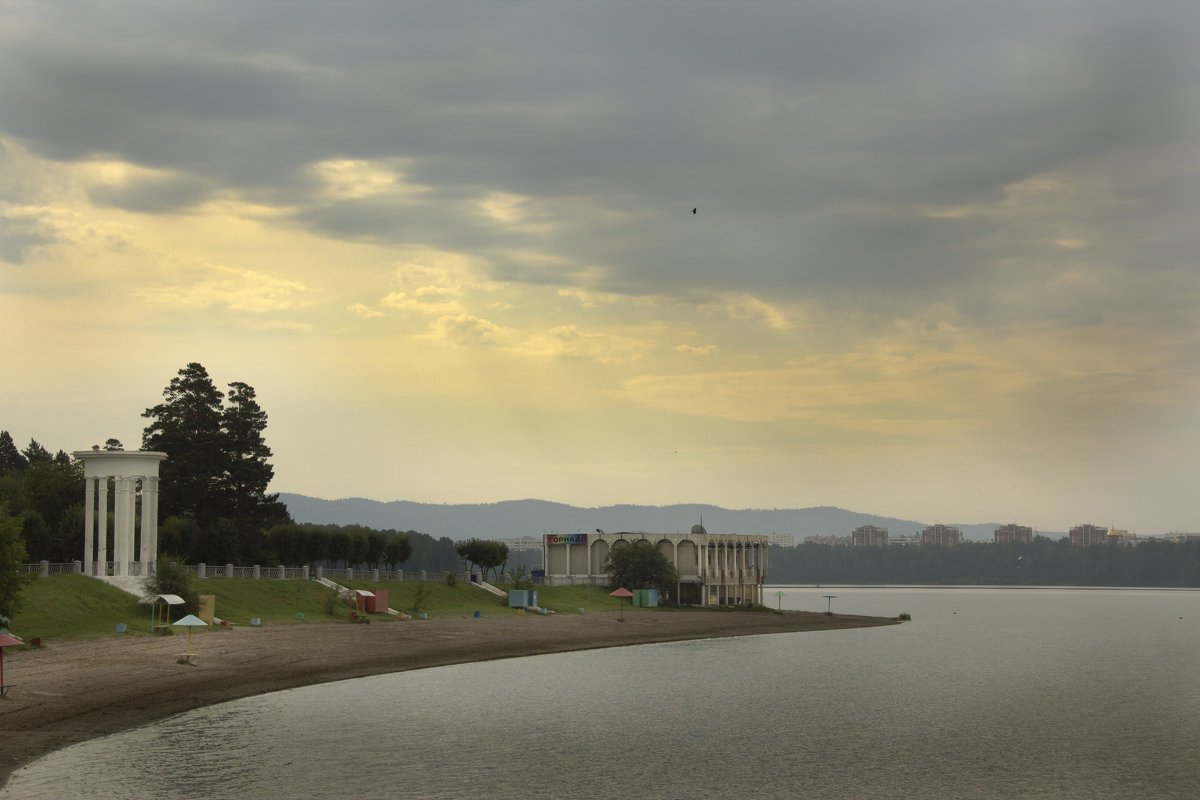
[338,578,627,616]
[198,578,353,626]
[10,574,149,640]
[6,574,647,643]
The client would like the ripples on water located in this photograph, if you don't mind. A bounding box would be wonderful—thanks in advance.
[6,588,1200,799]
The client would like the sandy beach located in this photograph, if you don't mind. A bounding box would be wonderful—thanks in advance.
[0,609,897,788]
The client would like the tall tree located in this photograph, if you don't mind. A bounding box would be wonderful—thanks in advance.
[383,533,413,571]
[221,381,286,528]
[605,541,679,595]
[22,439,51,465]
[0,432,26,476]
[142,363,289,541]
[0,504,35,619]
[0,441,83,563]
[142,363,226,524]
[454,538,509,581]
[365,530,387,568]
[302,525,332,568]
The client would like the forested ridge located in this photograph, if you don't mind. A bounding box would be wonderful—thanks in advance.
[768,539,1200,587]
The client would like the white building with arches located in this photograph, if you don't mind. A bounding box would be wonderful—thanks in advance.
[542,526,769,606]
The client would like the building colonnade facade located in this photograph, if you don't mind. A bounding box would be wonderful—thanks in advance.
[542,526,769,606]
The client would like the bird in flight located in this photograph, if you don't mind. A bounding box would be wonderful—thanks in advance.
[692,207,697,214]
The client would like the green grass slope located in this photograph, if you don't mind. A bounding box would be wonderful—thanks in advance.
[7,575,637,643]
[11,574,148,640]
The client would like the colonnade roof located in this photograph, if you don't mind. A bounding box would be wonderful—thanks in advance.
[72,450,167,478]
[580,531,770,545]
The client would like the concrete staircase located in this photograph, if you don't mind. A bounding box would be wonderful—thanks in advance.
[473,580,507,598]
[94,575,147,597]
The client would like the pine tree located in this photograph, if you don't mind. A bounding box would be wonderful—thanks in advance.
[141,364,289,555]
[142,362,226,524]
[0,506,35,619]
[22,439,52,465]
[222,381,287,529]
[0,432,26,476]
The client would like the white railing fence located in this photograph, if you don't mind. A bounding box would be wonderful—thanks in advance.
[21,561,463,584]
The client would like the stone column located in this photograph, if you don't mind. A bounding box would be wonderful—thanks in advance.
[738,544,745,603]
[114,477,134,576]
[761,543,768,594]
[141,475,158,572]
[83,478,96,576]
[96,478,109,575]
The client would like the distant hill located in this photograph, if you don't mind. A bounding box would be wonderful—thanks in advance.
[277,494,1041,542]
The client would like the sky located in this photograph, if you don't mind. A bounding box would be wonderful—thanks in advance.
[2,1,1197,534]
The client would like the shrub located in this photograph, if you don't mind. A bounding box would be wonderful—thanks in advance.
[507,565,536,591]
[142,555,198,616]
[410,582,433,615]
[321,589,338,616]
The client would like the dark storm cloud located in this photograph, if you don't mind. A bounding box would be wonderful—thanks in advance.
[86,173,215,213]
[2,1,1196,315]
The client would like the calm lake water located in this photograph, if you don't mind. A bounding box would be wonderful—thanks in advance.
[6,587,1200,799]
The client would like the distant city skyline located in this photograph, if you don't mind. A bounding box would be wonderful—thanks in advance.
[3,3,1197,534]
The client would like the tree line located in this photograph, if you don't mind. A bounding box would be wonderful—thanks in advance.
[0,431,83,564]
[767,539,1200,587]
[1,364,480,606]
[1,426,469,574]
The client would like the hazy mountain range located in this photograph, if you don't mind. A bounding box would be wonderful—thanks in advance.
[278,494,1058,543]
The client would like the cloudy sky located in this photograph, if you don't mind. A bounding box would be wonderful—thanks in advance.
[2,1,1197,533]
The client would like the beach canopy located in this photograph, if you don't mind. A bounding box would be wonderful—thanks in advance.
[609,588,634,621]
[142,595,188,632]
[138,594,184,606]
[0,631,24,696]
[174,615,207,663]
[139,594,186,606]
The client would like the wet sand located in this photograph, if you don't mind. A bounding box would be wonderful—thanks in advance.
[0,609,898,788]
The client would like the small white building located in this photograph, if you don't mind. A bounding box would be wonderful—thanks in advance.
[541,525,769,606]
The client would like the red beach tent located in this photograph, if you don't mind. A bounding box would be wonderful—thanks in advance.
[0,631,25,696]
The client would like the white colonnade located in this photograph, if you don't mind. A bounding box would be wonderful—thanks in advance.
[73,450,167,578]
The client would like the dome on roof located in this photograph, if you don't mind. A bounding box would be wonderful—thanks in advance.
[691,524,707,535]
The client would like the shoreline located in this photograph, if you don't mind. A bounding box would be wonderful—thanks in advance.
[0,609,898,788]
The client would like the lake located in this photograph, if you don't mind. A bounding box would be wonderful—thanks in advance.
[5,587,1199,798]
